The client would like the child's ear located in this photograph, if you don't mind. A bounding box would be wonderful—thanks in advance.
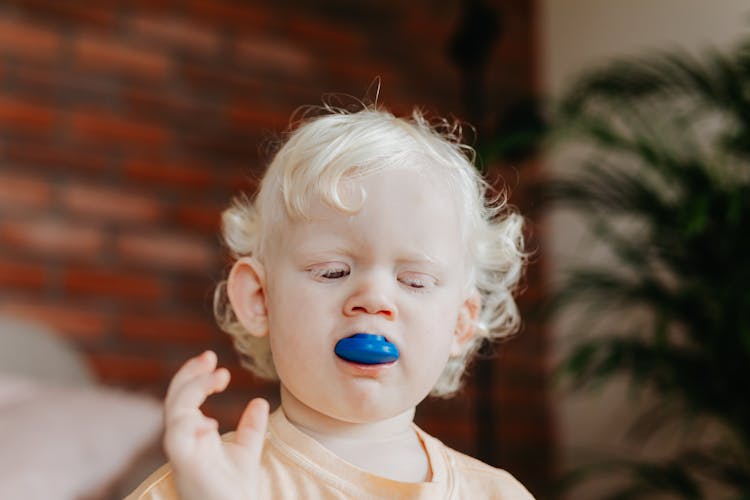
[451,290,481,356]
[227,257,269,338]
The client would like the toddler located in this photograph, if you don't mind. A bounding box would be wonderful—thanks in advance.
[128,103,533,499]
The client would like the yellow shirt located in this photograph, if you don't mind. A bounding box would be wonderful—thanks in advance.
[127,409,534,499]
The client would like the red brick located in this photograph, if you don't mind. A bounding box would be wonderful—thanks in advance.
[120,314,216,343]
[73,35,170,80]
[285,17,364,51]
[494,348,549,373]
[183,65,265,95]
[125,89,209,120]
[130,0,175,11]
[181,133,262,159]
[494,387,550,407]
[416,417,476,444]
[188,0,270,30]
[234,37,313,75]
[0,95,55,133]
[222,362,277,389]
[0,172,53,210]
[174,276,216,308]
[124,159,212,188]
[228,104,291,130]
[87,352,166,385]
[5,142,108,173]
[323,60,399,88]
[69,111,170,148]
[402,10,455,42]
[496,419,554,444]
[14,66,116,102]
[200,399,241,431]
[203,391,280,433]
[174,204,222,233]
[418,388,475,416]
[129,15,221,54]
[0,218,105,258]
[5,0,115,27]
[516,281,545,305]
[494,363,548,388]
[64,267,165,300]
[219,170,260,193]
[61,183,163,223]
[0,259,46,290]
[0,17,60,60]
[1,300,109,340]
[116,232,215,271]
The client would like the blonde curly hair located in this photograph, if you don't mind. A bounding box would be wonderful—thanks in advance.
[214,104,525,397]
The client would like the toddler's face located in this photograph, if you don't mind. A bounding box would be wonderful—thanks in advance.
[263,166,474,423]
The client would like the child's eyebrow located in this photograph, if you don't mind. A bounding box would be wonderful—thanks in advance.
[292,242,353,258]
[398,252,446,268]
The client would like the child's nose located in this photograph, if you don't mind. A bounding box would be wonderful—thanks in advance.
[343,276,397,320]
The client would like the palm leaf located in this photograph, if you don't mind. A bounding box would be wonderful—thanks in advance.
[547,32,750,497]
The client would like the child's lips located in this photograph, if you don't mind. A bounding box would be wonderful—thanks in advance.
[335,356,397,377]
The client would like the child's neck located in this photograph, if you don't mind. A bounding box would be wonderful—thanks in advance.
[279,385,432,482]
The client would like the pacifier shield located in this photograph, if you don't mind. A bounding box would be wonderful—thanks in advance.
[334,333,400,365]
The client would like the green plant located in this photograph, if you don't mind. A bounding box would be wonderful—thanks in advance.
[545,37,750,499]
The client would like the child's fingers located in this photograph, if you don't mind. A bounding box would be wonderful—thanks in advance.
[164,412,219,459]
[165,368,231,421]
[167,412,219,441]
[234,398,269,461]
[166,351,218,402]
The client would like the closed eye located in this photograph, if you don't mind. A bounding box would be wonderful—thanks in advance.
[322,268,349,279]
[308,263,351,281]
[398,272,437,290]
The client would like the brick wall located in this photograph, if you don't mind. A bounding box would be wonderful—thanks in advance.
[0,0,553,494]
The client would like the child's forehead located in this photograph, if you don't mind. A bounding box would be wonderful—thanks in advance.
[292,162,458,216]
[279,168,465,248]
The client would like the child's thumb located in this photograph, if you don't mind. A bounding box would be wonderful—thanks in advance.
[235,397,269,458]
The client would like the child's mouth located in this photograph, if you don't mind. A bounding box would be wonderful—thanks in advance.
[334,333,400,365]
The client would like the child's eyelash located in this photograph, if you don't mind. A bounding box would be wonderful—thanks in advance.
[308,264,350,280]
[398,274,437,292]
[321,269,349,279]
[401,278,426,288]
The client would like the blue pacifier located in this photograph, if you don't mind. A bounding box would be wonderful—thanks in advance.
[334,333,400,365]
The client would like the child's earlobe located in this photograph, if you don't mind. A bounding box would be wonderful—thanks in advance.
[451,290,481,356]
[227,257,269,338]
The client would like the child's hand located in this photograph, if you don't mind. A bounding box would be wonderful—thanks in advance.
[163,351,269,500]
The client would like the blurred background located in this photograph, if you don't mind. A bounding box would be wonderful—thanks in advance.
[0,0,748,499]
